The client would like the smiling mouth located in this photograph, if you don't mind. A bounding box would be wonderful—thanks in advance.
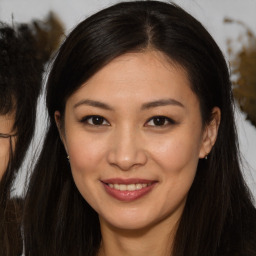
[107,183,152,191]
[101,179,157,201]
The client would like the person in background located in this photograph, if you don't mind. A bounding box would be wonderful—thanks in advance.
[0,15,63,255]
[24,1,256,255]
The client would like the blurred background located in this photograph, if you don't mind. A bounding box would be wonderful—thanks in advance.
[0,0,255,199]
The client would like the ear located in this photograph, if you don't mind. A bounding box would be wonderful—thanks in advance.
[199,107,221,159]
[54,111,68,152]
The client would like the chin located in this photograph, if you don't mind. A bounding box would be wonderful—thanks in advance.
[99,208,167,232]
[102,218,155,232]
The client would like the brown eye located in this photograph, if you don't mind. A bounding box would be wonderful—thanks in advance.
[146,116,175,127]
[91,116,104,125]
[81,115,110,126]
[152,117,166,126]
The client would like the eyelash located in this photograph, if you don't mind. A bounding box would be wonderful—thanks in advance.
[80,115,176,127]
[145,116,176,127]
[80,115,110,126]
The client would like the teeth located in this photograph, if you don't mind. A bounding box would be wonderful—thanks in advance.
[119,184,126,191]
[114,184,120,190]
[127,184,136,191]
[108,183,151,191]
[136,184,142,190]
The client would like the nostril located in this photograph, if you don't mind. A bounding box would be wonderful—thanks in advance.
[107,148,147,171]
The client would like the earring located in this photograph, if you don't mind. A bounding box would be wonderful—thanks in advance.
[67,155,70,161]
[205,155,208,160]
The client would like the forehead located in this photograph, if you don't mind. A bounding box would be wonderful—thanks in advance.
[68,51,198,108]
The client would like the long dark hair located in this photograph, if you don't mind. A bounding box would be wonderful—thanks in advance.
[0,23,43,256]
[24,1,256,255]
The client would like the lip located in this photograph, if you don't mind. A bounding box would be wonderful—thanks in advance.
[101,178,157,202]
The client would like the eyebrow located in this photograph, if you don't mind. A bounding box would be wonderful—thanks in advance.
[73,98,184,111]
[73,99,114,111]
[141,98,184,110]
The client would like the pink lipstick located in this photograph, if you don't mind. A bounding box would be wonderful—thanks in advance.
[101,178,157,201]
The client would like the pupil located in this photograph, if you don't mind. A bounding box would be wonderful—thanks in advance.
[93,116,103,125]
[153,117,165,126]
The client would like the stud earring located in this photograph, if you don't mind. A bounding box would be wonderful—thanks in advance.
[67,155,70,161]
[205,155,208,160]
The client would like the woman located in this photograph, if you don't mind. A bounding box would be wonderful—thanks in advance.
[0,23,44,256]
[24,1,256,255]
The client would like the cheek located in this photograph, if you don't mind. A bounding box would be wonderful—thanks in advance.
[66,134,110,213]
[0,157,8,180]
[66,132,107,179]
[149,132,201,173]
[0,141,10,179]
[148,135,200,214]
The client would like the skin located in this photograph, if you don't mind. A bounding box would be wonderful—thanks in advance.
[0,112,16,180]
[56,51,220,256]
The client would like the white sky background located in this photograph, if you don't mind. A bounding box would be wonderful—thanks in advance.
[0,0,255,198]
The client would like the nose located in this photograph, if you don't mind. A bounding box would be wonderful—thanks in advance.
[107,127,147,171]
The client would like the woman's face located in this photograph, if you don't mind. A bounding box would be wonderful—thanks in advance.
[0,112,16,179]
[58,51,219,232]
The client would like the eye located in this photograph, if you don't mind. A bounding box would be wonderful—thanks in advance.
[146,116,175,127]
[81,115,110,126]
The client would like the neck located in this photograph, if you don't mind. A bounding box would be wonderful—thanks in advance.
[98,216,179,256]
